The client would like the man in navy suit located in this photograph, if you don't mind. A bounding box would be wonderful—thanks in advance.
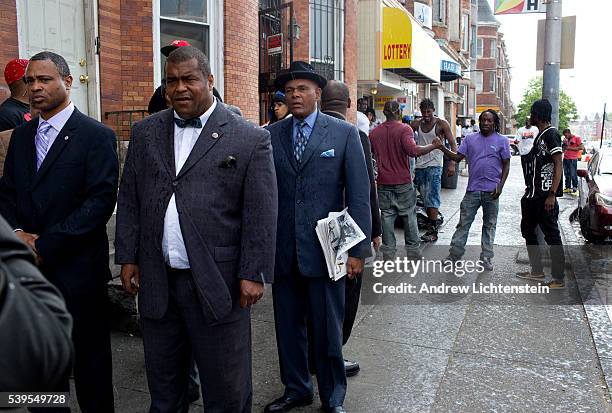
[264,61,371,413]
[0,51,118,411]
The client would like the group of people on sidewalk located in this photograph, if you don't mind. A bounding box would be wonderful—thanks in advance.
[0,39,568,413]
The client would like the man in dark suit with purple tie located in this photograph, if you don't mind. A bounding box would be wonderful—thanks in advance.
[0,51,118,412]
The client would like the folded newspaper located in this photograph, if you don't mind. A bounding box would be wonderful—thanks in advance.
[315,208,366,281]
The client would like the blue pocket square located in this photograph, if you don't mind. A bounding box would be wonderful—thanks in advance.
[320,149,335,158]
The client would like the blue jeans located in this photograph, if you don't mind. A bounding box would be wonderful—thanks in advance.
[563,158,578,190]
[413,166,442,209]
[378,183,421,257]
[449,191,499,260]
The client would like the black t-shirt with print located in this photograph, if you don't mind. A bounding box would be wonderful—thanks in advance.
[522,126,564,199]
[0,97,29,132]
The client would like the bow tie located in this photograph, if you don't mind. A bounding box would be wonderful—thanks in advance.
[174,117,202,128]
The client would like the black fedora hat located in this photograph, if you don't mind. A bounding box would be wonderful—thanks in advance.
[274,61,328,90]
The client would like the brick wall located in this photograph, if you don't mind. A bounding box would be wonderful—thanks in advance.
[0,0,19,91]
[292,0,310,62]
[344,0,357,124]
[224,0,260,122]
[98,0,153,137]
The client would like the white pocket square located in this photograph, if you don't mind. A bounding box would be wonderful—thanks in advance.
[320,149,335,158]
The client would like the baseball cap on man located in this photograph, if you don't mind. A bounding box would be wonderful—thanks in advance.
[161,40,191,57]
[4,59,29,85]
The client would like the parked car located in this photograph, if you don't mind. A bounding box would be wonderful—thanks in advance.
[504,135,520,156]
[577,149,612,243]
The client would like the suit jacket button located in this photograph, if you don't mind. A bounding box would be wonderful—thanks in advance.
[172,181,178,187]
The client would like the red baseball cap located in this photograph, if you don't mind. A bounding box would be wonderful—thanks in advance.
[4,58,29,85]
[161,40,191,57]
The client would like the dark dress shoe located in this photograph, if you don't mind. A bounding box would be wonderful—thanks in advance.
[264,395,314,413]
[323,406,347,413]
[344,359,360,377]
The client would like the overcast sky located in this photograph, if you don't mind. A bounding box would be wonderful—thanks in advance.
[490,0,609,117]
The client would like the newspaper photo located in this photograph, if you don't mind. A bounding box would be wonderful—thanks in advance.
[315,208,367,281]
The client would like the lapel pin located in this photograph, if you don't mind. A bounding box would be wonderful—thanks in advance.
[64,136,69,141]
[212,132,219,139]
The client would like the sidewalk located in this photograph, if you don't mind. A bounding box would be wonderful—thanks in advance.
[57,156,611,412]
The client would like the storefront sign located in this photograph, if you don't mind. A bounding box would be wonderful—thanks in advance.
[267,34,283,55]
[413,2,432,29]
[374,96,394,110]
[381,8,412,69]
[494,0,546,14]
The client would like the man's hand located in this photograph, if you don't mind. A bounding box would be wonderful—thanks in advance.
[347,257,364,280]
[431,137,443,149]
[491,185,503,200]
[14,230,39,251]
[446,161,456,177]
[120,264,140,295]
[372,236,382,251]
[544,193,556,212]
[239,279,264,308]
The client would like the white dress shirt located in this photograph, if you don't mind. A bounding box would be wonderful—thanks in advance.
[38,102,75,150]
[162,98,217,269]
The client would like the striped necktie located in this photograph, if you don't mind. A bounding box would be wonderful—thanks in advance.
[35,122,53,170]
[294,121,307,162]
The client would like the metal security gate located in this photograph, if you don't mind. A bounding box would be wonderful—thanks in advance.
[259,1,294,125]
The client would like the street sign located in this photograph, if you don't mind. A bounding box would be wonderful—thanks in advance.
[267,34,283,55]
[536,16,576,70]
[494,0,546,14]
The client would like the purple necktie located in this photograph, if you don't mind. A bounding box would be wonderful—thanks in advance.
[35,122,53,170]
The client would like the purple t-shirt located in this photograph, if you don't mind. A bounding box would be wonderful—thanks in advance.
[458,132,511,192]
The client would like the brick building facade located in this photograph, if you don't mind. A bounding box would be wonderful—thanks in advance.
[0,0,261,130]
[476,0,513,133]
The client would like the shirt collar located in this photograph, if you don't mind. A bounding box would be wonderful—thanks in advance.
[293,110,318,129]
[39,102,75,132]
[173,97,218,128]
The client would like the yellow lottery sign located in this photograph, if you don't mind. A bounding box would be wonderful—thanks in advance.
[381,8,412,69]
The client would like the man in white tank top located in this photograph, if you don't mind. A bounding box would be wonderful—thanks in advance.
[410,99,457,242]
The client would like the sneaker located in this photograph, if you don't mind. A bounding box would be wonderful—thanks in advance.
[571,189,579,196]
[516,271,545,280]
[544,279,566,289]
[480,258,494,272]
[563,188,571,193]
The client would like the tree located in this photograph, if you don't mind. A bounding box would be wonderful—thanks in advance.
[514,77,579,132]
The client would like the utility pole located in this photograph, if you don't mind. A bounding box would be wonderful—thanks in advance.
[542,0,562,128]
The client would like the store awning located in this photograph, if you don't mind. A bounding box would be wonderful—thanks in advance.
[381,7,440,83]
[440,51,462,82]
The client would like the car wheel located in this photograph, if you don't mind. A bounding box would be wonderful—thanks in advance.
[579,208,605,244]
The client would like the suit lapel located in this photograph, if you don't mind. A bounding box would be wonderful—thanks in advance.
[23,120,38,185]
[176,103,227,179]
[298,111,328,170]
[278,117,298,172]
[155,109,176,178]
[32,110,80,189]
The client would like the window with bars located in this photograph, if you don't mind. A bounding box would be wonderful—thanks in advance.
[309,0,344,81]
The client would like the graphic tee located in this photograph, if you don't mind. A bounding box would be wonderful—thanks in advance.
[522,126,564,199]
[515,125,539,155]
